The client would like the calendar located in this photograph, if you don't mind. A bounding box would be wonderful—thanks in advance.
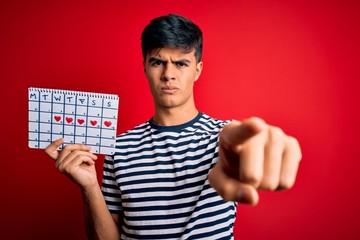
[28,87,119,155]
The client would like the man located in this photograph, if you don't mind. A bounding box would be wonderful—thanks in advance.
[46,14,301,239]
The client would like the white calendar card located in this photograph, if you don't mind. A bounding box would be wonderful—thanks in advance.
[28,87,119,155]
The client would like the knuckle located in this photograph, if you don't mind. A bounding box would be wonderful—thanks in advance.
[240,172,261,187]
[72,150,88,158]
[287,136,299,147]
[248,116,264,123]
[62,144,72,151]
[269,126,285,141]
[248,116,260,122]
[55,162,63,172]
[287,136,302,161]
[219,182,235,201]
[62,144,69,149]
[278,178,295,190]
[260,180,279,191]
[72,149,81,155]
[55,159,70,173]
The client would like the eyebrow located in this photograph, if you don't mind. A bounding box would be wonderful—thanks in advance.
[148,57,163,63]
[148,57,191,64]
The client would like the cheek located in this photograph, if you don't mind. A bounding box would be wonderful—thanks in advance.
[146,67,161,80]
[188,67,199,80]
[183,79,195,93]
[145,69,155,83]
[146,74,159,93]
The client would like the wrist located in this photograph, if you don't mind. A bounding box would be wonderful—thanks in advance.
[81,183,102,198]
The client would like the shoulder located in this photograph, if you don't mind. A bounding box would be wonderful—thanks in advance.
[116,121,151,143]
[196,113,231,132]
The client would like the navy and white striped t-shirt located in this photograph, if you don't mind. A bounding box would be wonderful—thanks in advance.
[102,113,237,239]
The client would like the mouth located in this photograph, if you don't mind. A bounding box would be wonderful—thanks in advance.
[161,86,178,94]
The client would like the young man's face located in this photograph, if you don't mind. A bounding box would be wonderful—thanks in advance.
[143,47,203,110]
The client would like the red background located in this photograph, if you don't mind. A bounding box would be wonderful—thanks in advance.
[1,0,359,239]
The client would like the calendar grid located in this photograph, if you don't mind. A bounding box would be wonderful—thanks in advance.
[84,95,89,148]
[37,91,41,146]
[28,87,119,155]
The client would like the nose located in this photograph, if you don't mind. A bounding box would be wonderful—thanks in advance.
[161,63,176,81]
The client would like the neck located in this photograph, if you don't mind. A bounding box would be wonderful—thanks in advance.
[152,106,199,126]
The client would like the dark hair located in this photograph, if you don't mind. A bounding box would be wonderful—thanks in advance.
[141,14,203,62]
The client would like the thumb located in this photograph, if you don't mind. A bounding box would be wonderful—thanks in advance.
[236,184,259,205]
[209,162,259,205]
[45,138,64,160]
[220,117,267,148]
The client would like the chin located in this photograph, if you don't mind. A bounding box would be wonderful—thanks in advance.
[157,100,180,109]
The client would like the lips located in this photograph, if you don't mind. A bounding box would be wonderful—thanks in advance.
[161,86,178,94]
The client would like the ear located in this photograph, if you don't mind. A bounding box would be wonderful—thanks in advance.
[194,61,203,81]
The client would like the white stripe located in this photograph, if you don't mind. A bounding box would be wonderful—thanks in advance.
[122,186,219,209]
[113,149,218,172]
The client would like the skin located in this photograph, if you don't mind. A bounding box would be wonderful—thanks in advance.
[45,47,302,239]
[144,47,203,126]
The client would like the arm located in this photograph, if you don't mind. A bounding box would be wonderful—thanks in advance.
[82,185,120,240]
[208,117,302,205]
[45,138,120,239]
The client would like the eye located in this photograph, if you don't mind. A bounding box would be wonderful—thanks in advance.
[152,60,164,66]
[176,61,188,67]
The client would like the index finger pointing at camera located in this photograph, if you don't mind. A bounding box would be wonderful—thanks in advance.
[220,117,268,151]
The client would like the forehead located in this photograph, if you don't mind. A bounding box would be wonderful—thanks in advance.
[146,47,196,60]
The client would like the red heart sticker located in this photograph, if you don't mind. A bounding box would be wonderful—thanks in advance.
[54,116,61,122]
[77,119,85,125]
[104,121,112,127]
[66,117,73,123]
[90,120,97,126]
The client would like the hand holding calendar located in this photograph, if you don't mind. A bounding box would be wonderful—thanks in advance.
[28,87,119,155]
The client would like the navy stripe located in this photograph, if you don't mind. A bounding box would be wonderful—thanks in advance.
[117,157,214,182]
[123,192,232,222]
[186,225,234,240]
[120,168,209,187]
[115,132,216,150]
[121,188,203,203]
[114,153,216,178]
[102,191,120,198]
[115,132,215,149]
[123,231,182,240]
[121,178,207,196]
